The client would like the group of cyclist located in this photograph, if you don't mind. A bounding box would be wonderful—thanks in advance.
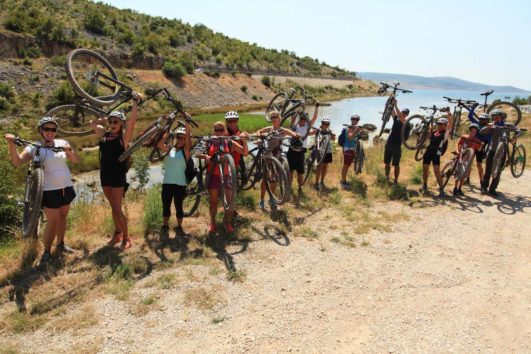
[2,93,523,265]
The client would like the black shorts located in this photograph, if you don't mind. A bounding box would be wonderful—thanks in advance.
[323,152,333,164]
[422,149,441,166]
[287,148,306,173]
[100,172,127,188]
[42,186,76,209]
[384,142,402,167]
[475,150,485,163]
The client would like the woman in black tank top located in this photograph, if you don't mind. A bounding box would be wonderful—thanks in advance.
[90,92,142,250]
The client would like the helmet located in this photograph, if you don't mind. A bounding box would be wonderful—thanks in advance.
[401,108,410,115]
[322,117,331,124]
[299,112,309,120]
[225,111,239,120]
[478,113,490,120]
[174,127,186,135]
[38,116,58,128]
[351,114,360,120]
[109,111,126,121]
[437,117,448,125]
[490,109,503,117]
[469,123,480,131]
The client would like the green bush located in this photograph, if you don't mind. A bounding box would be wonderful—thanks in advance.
[143,184,162,232]
[0,83,15,101]
[162,60,186,80]
[388,183,409,201]
[512,96,528,106]
[240,85,248,94]
[18,46,41,59]
[0,97,10,111]
[50,55,66,67]
[45,81,76,111]
[84,8,108,35]
[133,150,150,192]
[261,76,272,88]
[0,144,22,239]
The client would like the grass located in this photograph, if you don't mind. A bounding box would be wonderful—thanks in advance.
[227,269,247,283]
[183,286,225,311]
[157,273,177,289]
[143,184,163,232]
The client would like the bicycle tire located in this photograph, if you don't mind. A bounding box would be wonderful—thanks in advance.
[510,144,526,178]
[315,134,330,165]
[454,148,474,180]
[491,142,506,180]
[46,104,100,136]
[302,151,315,186]
[118,124,160,162]
[354,142,365,174]
[414,145,427,162]
[264,156,289,205]
[65,48,121,107]
[219,154,238,214]
[402,114,428,150]
[487,101,522,126]
[451,108,462,139]
[441,160,455,189]
[378,98,394,137]
[278,154,291,202]
[22,167,43,238]
[265,92,289,121]
[183,166,203,217]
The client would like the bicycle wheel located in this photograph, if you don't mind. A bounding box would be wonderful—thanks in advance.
[487,101,522,126]
[510,144,526,178]
[22,167,43,238]
[450,107,462,139]
[302,151,315,186]
[441,160,455,189]
[265,92,289,121]
[315,134,330,165]
[454,148,474,180]
[491,142,506,180]
[118,124,161,162]
[46,104,100,136]
[65,48,121,106]
[183,166,202,217]
[264,156,289,205]
[402,115,428,150]
[414,145,427,162]
[219,154,238,214]
[354,141,364,174]
[378,99,394,137]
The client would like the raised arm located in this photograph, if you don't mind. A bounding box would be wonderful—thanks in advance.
[3,134,32,167]
[184,121,192,160]
[90,117,107,138]
[309,103,320,127]
[393,99,407,123]
[122,92,143,147]
[444,109,453,141]
[63,142,80,164]
[467,103,479,124]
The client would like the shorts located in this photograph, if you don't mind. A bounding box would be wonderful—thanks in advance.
[287,148,306,173]
[208,174,221,190]
[384,142,402,167]
[343,150,355,166]
[323,152,333,164]
[422,149,441,166]
[100,172,127,188]
[42,186,76,209]
[475,150,485,163]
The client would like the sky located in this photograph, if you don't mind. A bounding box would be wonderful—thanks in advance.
[102,0,531,91]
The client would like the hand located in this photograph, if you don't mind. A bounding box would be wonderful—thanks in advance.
[240,132,250,140]
[131,91,144,103]
[315,101,320,107]
[4,134,15,143]
[63,144,74,153]
[294,133,302,139]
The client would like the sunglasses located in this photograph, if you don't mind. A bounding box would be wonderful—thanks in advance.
[42,127,57,132]
[214,128,225,132]
[351,118,360,121]
[226,119,238,123]
[109,119,121,125]
[322,123,330,126]
[176,136,186,140]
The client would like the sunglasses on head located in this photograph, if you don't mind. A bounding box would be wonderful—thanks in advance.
[42,127,57,132]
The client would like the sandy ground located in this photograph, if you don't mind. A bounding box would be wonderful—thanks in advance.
[1,170,530,354]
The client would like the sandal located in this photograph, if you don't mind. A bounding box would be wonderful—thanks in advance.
[107,231,123,246]
[120,237,132,251]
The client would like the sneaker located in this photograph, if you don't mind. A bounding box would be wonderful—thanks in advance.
[57,242,75,254]
[39,251,51,266]
[208,223,217,233]
[174,226,183,235]
[107,231,123,246]
[438,189,446,198]
[269,199,277,210]
[224,223,234,233]
[120,237,132,251]
[488,190,499,198]
[160,225,169,233]
[480,187,488,195]
[422,185,428,194]
[259,200,265,210]
[452,188,458,197]
[457,189,465,197]
[340,180,349,189]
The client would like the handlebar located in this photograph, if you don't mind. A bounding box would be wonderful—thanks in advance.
[13,137,66,152]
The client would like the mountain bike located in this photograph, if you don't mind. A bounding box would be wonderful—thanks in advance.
[302,128,332,185]
[490,126,527,180]
[12,138,66,238]
[117,88,198,163]
[353,137,365,174]
[441,139,477,188]
[444,90,522,126]
[443,97,476,139]
[377,82,412,136]
[181,140,208,217]
[239,131,290,205]
[402,105,446,151]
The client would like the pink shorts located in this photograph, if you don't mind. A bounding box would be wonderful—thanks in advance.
[343,151,355,166]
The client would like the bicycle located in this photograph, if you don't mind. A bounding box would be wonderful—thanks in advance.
[489,126,527,180]
[443,90,522,126]
[239,131,290,205]
[302,128,332,185]
[440,136,477,188]
[402,105,446,152]
[442,97,476,139]
[377,82,412,137]
[117,88,198,163]
[12,138,66,237]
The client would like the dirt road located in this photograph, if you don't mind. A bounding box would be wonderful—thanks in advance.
[2,171,530,353]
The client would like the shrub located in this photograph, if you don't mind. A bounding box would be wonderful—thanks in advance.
[240,85,248,94]
[133,150,150,192]
[388,183,409,200]
[0,144,22,239]
[84,8,107,35]
[50,55,66,67]
[18,46,41,59]
[0,83,15,101]
[512,96,528,105]
[143,184,162,232]
[349,176,368,198]
[45,81,76,111]
[261,76,271,88]
[162,60,186,81]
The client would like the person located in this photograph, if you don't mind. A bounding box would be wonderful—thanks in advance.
[480,109,518,197]
[198,122,248,233]
[452,123,483,197]
[421,108,453,197]
[4,117,79,265]
[466,106,491,184]
[287,103,319,192]
[384,100,409,184]
[254,111,301,210]
[90,91,142,250]
[314,117,336,190]
[157,121,192,236]
[225,111,249,219]
[339,115,362,188]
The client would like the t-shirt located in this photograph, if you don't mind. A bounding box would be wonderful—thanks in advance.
[343,135,357,152]
[291,123,310,148]
[24,139,73,191]
[387,116,404,144]
[163,148,187,186]
[458,135,482,152]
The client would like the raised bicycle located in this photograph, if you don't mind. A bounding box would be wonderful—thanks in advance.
[488,126,527,180]
[441,136,477,188]
[402,105,446,152]
[377,82,412,136]
[302,127,332,186]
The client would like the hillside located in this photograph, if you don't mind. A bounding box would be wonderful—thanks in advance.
[359,72,530,94]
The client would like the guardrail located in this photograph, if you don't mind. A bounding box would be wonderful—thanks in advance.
[519,105,531,114]
[197,66,357,81]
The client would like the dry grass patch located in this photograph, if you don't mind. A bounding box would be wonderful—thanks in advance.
[48,304,99,333]
[183,286,226,311]
[227,269,247,282]
[131,294,159,316]
[157,273,177,289]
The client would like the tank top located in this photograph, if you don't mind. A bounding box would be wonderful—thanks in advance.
[163,148,187,186]
[208,140,231,176]
[99,133,127,175]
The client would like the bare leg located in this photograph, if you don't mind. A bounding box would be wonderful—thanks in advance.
[43,207,60,252]
[433,165,443,189]
[56,204,71,244]
[320,163,329,184]
[422,164,429,186]
[103,187,121,234]
[393,166,400,183]
[477,162,484,183]
[209,189,219,225]
[341,163,349,182]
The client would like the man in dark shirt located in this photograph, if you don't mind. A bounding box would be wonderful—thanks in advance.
[384,99,409,184]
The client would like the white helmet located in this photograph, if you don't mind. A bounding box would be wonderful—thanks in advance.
[38,116,58,128]
[350,114,360,120]
[490,109,503,117]
[478,113,490,120]
[437,117,448,125]
[322,117,331,124]
[225,111,239,120]
[109,111,126,121]
[174,127,186,135]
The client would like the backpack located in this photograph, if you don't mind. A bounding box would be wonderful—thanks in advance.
[338,128,347,147]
